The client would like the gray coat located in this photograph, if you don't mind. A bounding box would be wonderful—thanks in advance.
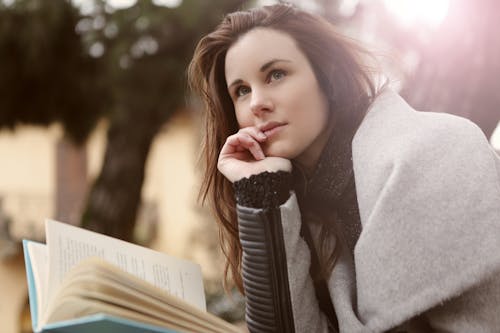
[255,89,500,332]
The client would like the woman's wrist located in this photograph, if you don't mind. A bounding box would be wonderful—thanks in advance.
[233,171,292,209]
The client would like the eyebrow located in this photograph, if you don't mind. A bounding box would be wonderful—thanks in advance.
[227,58,291,89]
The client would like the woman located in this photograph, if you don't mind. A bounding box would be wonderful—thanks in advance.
[188,3,500,333]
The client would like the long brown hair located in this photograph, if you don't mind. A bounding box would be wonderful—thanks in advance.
[188,3,376,292]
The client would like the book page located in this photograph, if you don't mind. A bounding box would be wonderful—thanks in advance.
[43,258,240,332]
[44,219,205,311]
[26,241,49,326]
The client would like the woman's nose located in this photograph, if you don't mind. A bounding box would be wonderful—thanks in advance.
[250,88,273,116]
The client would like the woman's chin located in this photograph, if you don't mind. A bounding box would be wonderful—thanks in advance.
[263,145,294,160]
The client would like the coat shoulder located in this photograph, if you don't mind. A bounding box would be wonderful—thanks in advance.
[353,89,488,165]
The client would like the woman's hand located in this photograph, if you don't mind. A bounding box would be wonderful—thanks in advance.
[218,127,292,183]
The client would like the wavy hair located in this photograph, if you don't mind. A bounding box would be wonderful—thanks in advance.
[188,3,377,292]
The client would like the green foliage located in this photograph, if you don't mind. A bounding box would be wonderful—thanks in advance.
[90,0,248,125]
[0,0,109,144]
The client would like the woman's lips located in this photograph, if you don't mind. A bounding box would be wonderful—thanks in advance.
[264,124,286,137]
[260,122,287,138]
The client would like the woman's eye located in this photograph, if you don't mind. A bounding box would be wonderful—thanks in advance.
[269,69,286,81]
[236,86,251,97]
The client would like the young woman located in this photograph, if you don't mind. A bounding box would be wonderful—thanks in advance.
[188,3,500,333]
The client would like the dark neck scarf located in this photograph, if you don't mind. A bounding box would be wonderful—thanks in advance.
[293,122,362,254]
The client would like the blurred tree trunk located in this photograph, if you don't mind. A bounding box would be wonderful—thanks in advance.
[82,100,164,240]
[401,0,500,140]
[81,45,183,240]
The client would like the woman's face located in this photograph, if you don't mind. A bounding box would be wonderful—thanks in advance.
[224,28,331,169]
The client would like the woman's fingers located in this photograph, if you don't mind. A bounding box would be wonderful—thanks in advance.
[238,133,265,160]
[240,126,267,141]
[221,129,266,161]
[217,127,291,183]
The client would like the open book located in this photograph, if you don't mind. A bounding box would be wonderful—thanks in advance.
[23,219,243,333]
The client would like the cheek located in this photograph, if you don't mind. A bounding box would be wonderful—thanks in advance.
[235,108,254,129]
[296,93,330,137]
[295,94,328,125]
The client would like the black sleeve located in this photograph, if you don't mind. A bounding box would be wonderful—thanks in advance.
[234,171,295,332]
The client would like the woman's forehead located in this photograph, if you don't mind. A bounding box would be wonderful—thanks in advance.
[224,28,305,81]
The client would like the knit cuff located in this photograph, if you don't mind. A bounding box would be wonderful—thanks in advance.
[233,171,292,209]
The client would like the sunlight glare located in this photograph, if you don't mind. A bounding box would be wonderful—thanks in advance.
[383,0,450,28]
[106,0,137,10]
[152,0,183,8]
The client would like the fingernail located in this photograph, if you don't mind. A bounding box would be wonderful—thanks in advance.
[259,133,267,140]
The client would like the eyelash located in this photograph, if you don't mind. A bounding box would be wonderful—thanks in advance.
[267,69,287,83]
[234,69,287,98]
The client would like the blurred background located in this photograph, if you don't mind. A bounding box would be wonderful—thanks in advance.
[0,0,499,332]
